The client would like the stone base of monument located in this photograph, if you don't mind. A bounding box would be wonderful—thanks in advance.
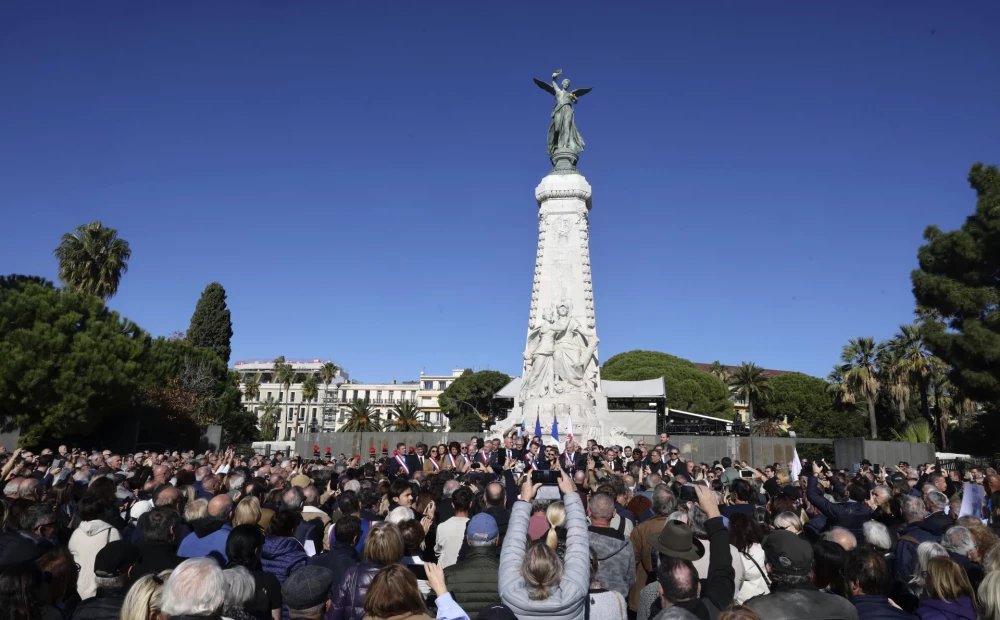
[489,391,634,448]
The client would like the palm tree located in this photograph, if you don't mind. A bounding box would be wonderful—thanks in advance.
[302,376,319,430]
[840,337,881,439]
[244,376,260,402]
[890,323,933,422]
[319,362,339,388]
[388,401,431,432]
[727,362,772,430]
[876,345,910,424]
[258,396,281,441]
[891,419,933,443]
[340,399,382,433]
[52,221,132,300]
[708,361,730,382]
[826,367,855,406]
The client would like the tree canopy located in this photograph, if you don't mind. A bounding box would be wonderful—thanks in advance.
[754,372,868,439]
[601,350,734,418]
[439,369,512,432]
[912,163,1000,404]
[52,221,132,300]
[187,282,234,365]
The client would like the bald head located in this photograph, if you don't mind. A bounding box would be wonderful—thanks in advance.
[154,485,182,509]
[986,474,1000,493]
[153,465,170,482]
[207,495,233,521]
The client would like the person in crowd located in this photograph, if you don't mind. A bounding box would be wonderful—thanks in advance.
[498,469,589,620]
[687,494,744,591]
[260,509,308,598]
[587,492,635,600]
[806,462,872,541]
[895,495,944,584]
[226,524,283,620]
[940,526,984,590]
[133,507,184,578]
[979,572,1000,620]
[178,495,234,565]
[814,541,850,597]
[222,566,261,620]
[543,500,567,557]
[436,487,472,568]
[70,541,139,620]
[743,529,859,620]
[38,548,81,619]
[69,496,122,600]
[160,558,227,620]
[629,485,676,612]
[282,565,335,620]
[846,548,912,620]
[587,548,627,620]
[308,516,360,587]
[915,557,977,620]
[362,563,469,620]
[728,512,769,604]
[444,513,501,620]
[120,571,170,620]
[327,523,405,620]
[233,497,263,528]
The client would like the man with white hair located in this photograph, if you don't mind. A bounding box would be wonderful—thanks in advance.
[161,558,226,620]
[862,520,893,553]
[824,526,857,551]
[922,489,953,536]
[941,525,985,589]
[894,494,942,583]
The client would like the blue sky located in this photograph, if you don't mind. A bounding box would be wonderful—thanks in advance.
[2,2,998,382]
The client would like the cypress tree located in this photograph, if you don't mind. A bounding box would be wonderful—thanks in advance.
[187,282,234,365]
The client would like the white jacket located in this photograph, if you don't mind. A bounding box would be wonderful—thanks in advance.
[69,520,120,599]
[734,543,769,604]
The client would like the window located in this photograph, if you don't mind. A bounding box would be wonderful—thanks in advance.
[364,390,370,402]
[438,381,447,390]
[411,391,416,401]
[312,407,317,416]
[285,428,291,440]
[352,390,358,401]
[267,391,272,400]
[423,381,433,390]
[341,390,347,402]
[287,411,293,422]
[297,426,303,434]
[278,392,283,402]
[376,390,382,403]
[290,393,295,402]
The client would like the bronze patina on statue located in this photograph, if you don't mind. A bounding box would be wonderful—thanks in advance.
[534,69,592,174]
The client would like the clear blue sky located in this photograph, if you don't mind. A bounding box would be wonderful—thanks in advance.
[2,2,998,382]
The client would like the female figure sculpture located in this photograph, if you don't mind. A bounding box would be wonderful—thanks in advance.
[534,69,592,159]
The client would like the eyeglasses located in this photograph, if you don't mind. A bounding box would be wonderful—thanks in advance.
[670,452,679,456]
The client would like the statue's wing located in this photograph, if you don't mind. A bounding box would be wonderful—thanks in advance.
[533,77,556,96]
[570,87,593,98]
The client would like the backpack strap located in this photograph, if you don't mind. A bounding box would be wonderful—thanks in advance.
[899,535,921,546]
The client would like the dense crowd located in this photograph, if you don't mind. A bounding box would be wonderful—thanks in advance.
[1,429,999,620]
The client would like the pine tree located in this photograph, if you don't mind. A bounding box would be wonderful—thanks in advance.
[187,282,234,365]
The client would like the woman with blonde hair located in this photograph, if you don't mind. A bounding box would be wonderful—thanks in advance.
[979,571,1000,620]
[120,570,171,620]
[909,541,949,597]
[232,497,263,528]
[184,498,209,523]
[328,523,405,620]
[499,469,590,620]
[915,556,977,620]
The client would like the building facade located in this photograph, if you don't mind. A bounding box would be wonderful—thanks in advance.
[234,359,463,440]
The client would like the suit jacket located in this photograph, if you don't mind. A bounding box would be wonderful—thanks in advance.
[522,452,542,471]
[388,454,413,478]
[473,450,501,475]
[559,452,581,473]
[423,457,442,474]
[441,454,468,472]
[498,448,521,468]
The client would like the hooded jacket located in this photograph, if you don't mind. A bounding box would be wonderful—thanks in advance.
[261,535,308,584]
[589,525,636,599]
[498,492,590,620]
[326,561,383,620]
[915,597,977,620]
[443,546,501,620]
[69,520,121,599]
[178,520,232,565]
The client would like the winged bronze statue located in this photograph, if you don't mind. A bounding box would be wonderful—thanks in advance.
[534,69,592,158]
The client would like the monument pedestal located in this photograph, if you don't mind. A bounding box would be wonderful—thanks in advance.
[491,169,632,448]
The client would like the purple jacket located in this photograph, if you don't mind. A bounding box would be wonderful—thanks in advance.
[260,535,308,585]
[915,597,977,620]
[326,561,383,620]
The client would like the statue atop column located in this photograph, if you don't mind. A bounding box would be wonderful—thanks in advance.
[534,69,592,171]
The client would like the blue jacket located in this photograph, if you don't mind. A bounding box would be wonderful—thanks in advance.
[806,475,872,540]
[852,595,915,620]
[894,522,942,584]
[261,535,308,585]
[177,522,232,566]
[915,597,977,620]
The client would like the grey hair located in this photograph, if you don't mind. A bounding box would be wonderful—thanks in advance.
[227,473,246,492]
[667,510,688,522]
[386,506,414,525]
[687,504,708,538]
[2,481,19,496]
[95,574,128,590]
[941,526,975,557]
[281,486,305,511]
[983,544,1000,574]
[343,480,360,494]
[909,542,948,594]
[651,485,676,516]
[222,566,256,610]
[903,496,926,522]
[74,469,92,482]
[872,485,892,502]
[824,527,857,550]
[863,520,892,551]
[469,538,496,548]
[17,478,40,499]
[442,480,460,498]
[926,490,948,511]
[773,511,802,533]
[161,558,226,617]
[980,572,1000,620]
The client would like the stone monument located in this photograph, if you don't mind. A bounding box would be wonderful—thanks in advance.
[489,70,632,448]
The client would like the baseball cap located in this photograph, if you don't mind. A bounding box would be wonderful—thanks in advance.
[94,541,140,578]
[466,513,499,543]
[283,565,335,610]
[762,529,812,576]
[290,474,311,488]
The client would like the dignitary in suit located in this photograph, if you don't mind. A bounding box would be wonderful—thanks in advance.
[559,441,581,473]
[497,435,522,469]
[441,442,469,472]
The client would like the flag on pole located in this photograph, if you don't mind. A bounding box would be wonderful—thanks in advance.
[534,413,542,439]
[790,447,802,480]
[551,414,559,444]
[566,414,574,442]
[518,413,525,438]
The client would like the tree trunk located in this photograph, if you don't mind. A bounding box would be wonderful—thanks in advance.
[897,399,907,425]
[868,400,878,439]
[920,381,931,422]
[939,414,947,451]
[959,407,967,433]
[748,398,754,433]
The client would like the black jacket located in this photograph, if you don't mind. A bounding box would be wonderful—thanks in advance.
[132,540,183,579]
[806,475,872,540]
[325,561,382,620]
[443,547,501,620]
[308,542,360,591]
[69,588,127,620]
[647,516,734,620]
[920,512,953,537]
[745,582,859,620]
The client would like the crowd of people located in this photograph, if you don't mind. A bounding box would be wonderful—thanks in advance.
[1,429,999,620]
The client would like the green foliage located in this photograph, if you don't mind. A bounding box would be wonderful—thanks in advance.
[244,376,260,401]
[0,275,149,446]
[186,282,233,365]
[388,401,431,432]
[448,412,486,433]
[340,399,382,433]
[601,350,734,418]
[52,221,132,300]
[727,362,772,423]
[892,419,934,443]
[439,370,512,425]
[257,396,281,441]
[319,362,340,388]
[839,337,881,439]
[755,373,830,424]
[912,163,1000,404]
